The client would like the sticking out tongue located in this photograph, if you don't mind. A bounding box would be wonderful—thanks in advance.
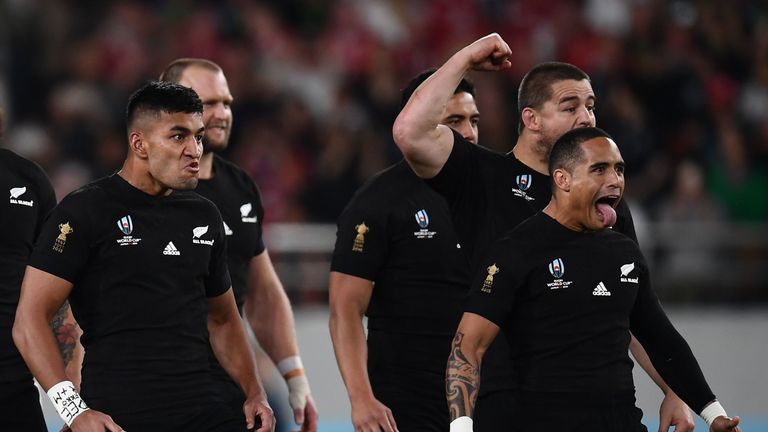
[596,202,617,227]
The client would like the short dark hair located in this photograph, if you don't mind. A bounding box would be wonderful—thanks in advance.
[518,62,590,133]
[549,127,612,176]
[400,69,476,109]
[159,58,222,84]
[126,81,203,129]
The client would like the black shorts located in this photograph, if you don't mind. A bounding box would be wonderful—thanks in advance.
[514,390,647,432]
[0,379,47,432]
[367,330,453,432]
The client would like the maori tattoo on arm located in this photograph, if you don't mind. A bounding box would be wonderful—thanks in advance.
[446,331,481,420]
[50,301,79,365]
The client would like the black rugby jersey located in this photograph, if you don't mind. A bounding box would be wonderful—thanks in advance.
[195,154,265,310]
[428,130,638,395]
[467,213,715,412]
[29,174,231,418]
[332,160,470,338]
[0,149,56,383]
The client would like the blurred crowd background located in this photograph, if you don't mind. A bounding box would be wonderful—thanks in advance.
[1,0,767,304]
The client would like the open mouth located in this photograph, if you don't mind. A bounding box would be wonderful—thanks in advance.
[594,195,619,227]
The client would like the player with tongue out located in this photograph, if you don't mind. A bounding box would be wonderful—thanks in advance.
[446,126,740,432]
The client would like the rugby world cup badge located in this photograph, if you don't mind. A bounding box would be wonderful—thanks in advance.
[481,263,500,293]
[53,222,73,253]
[115,215,141,246]
[117,215,133,235]
[546,257,573,289]
[548,258,565,278]
[415,209,429,228]
[516,174,532,191]
[353,222,369,252]
[413,209,437,239]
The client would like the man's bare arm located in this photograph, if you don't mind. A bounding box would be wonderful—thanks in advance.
[208,288,274,431]
[392,33,512,178]
[50,301,83,387]
[243,250,318,431]
[328,271,397,432]
[446,313,500,422]
[629,334,694,431]
[13,266,122,430]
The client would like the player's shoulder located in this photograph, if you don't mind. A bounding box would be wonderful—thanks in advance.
[213,154,255,185]
[348,161,418,205]
[600,227,642,252]
[0,148,49,181]
[60,176,111,203]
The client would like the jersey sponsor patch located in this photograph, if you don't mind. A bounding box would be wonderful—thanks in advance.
[481,263,500,293]
[619,262,639,284]
[53,222,73,253]
[240,203,258,223]
[115,215,141,246]
[9,186,34,207]
[192,225,214,246]
[163,241,181,256]
[546,257,573,290]
[593,281,611,296]
[352,222,369,252]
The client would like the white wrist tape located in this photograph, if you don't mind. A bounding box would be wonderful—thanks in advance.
[700,401,728,426]
[286,375,311,411]
[47,381,89,426]
[277,356,304,376]
[450,416,473,432]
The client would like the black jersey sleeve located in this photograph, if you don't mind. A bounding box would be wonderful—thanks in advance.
[629,260,715,413]
[205,208,232,298]
[29,193,93,283]
[30,161,57,240]
[614,199,638,244]
[330,195,388,281]
[464,238,524,327]
[243,174,266,257]
[426,129,479,207]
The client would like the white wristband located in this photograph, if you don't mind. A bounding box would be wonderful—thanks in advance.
[47,381,90,426]
[286,375,311,411]
[450,416,473,432]
[277,356,304,376]
[700,401,728,427]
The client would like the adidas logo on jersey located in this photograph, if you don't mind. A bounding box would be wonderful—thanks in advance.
[593,281,611,296]
[163,241,180,256]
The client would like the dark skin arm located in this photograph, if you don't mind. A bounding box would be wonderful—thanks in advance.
[445,313,500,421]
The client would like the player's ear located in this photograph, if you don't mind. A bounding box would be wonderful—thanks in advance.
[552,168,570,192]
[128,130,149,159]
[521,107,540,132]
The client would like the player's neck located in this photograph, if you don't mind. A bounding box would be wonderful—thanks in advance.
[117,161,172,197]
[543,200,584,232]
[199,152,215,180]
[512,133,549,175]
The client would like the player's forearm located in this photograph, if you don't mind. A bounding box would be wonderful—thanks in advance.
[392,49,471,159]
[50,301,81,367]
[446,331,481,420]
[244,281,299,363]
[13,314,69,390]
[629,333,671,393]
[209,315,266,399]
[329,308,375,401]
